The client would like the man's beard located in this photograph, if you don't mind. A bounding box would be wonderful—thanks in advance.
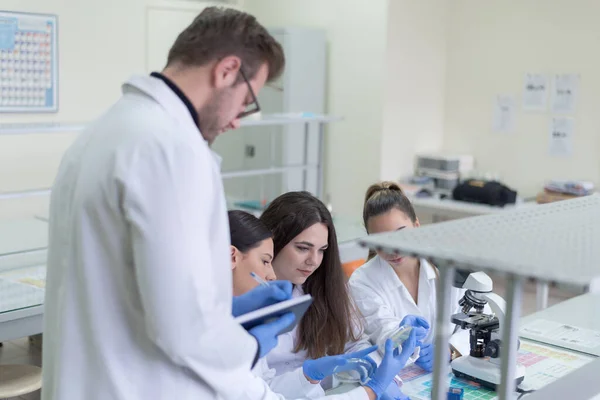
[197,88,231,145]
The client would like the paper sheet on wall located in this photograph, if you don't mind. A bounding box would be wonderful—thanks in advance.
[523,74,548,111]
[551,74,579,113]
[549,117,574,157]
[492,95,516,133]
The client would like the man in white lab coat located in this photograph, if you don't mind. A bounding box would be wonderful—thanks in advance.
[42,7,295,400]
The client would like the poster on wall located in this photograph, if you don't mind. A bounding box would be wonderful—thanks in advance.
[549,117,574,157]
[492,94,516,133]
[522,73,548,111]
[0,11,58,113]
[551,74,579,113]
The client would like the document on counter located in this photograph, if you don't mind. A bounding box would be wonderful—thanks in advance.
[521,318,600,356]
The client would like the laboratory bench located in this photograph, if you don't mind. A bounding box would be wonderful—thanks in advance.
[1,216,599,399]
[327,292,600,398]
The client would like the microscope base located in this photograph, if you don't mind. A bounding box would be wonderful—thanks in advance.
[451,355,525,391]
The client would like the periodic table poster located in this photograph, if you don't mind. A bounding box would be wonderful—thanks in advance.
[0,11,58,113]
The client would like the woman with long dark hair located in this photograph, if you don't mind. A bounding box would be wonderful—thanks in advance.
[260,192,365,369]
[260,191,428,393]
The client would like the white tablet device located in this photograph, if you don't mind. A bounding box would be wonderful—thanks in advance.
[235,294,313,335]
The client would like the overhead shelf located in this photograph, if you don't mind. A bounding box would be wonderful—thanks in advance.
[0,113,341,135]
[221,164,314,179]
[0,122,87,135]
[0,165,316,200]
[359,194,600,286]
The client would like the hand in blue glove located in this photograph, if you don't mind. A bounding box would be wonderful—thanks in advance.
[415,341,434,372]
[303,345,378,382]
[249,312,295,358]
[380,393,410,400]
[366,329,418,399]
[382,381,410,400]
[399,315,430,343]
[232,281,293,317]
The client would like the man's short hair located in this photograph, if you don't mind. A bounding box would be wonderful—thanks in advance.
[167,7,285,83]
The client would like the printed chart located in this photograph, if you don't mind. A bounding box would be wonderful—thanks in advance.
[0,11,58,112]
[396,339,596,399]
[398,365,495,400]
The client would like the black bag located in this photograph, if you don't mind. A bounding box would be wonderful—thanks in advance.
[452,179,517,207]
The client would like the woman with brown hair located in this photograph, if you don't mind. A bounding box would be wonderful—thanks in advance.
[349,182,470,372]
[259,191,429,392]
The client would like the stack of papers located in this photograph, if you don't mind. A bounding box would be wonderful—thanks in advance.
[544,180,594,196]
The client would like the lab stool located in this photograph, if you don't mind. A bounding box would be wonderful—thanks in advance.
[0,364,42,398]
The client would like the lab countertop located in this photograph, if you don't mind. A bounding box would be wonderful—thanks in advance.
[520,293,600,357]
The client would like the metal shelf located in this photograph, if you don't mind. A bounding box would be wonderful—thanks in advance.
[0,122,86,135]
[0,188,51,200]
[0,165,316,200]
[0,113,340,135]
[359,194,600,286]
[222,164,313,179]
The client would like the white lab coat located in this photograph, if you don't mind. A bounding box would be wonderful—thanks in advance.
[266,286,379,388]
[41,75,301,400]
[349,257,471,357]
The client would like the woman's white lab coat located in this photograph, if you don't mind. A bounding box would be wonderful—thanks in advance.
[349,257,471,357]
[266,286,379,389]
[41,75,303,400]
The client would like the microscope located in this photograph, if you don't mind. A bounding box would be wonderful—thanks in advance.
[450,270,526,390]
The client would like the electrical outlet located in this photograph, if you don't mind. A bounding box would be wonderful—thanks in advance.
[245,145,255,158]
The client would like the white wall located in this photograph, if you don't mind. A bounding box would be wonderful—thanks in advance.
[0,0,226,219]
[244,0,389,217]
[443,0,600,197]
[380,0,447,182]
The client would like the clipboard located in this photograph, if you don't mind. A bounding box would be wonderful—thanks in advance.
[234,294,313,335]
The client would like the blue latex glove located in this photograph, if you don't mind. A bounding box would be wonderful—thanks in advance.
[232,281,293,317]
[415,341,434,372]
[303,345,378,381]
[380,393,410,400]
[399,315,430,342]
[249,312,295,358]
[366,330,418,399]
[382,382,411,400]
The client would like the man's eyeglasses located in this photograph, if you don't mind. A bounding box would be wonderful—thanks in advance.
[237,68,261,119]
